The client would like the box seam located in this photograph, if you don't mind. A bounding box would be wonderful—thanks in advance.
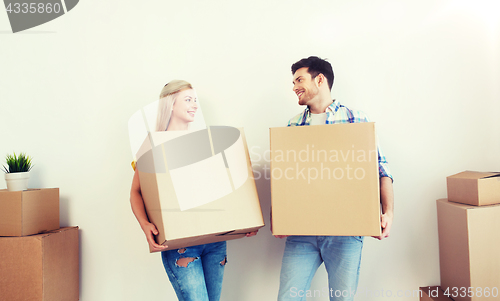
[465,209,473,288]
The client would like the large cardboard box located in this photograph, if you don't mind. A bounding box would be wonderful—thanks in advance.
[270,123,381,236]
[136,127,264,252]
[419,286,454,301]
[436,199,500,301]
[0,188,59,236]
[0,227,79,301]
[447,171,500,206]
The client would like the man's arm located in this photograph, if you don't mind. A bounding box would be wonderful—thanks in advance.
[374,176,394,240]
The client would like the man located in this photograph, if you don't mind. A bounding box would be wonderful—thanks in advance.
[275,56,394,301]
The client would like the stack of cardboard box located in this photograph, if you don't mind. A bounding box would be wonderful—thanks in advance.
[422,171,500,301]
[0,188,79,301]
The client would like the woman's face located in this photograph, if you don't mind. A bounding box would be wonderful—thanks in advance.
[171,89,198,124]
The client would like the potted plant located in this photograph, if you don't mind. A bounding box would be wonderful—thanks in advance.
[3,152,33,191]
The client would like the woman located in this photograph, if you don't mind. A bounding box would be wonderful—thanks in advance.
[130,80,256,301]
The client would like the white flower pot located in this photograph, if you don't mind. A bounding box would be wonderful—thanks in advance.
[5,172,30,191]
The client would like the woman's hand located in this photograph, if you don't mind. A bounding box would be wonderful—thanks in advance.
[245,230,258,237]
[141,222,169,252]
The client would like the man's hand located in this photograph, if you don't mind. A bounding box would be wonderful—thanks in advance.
[141,222,169,252]
[372,212,393,240]
[373,176,394,240]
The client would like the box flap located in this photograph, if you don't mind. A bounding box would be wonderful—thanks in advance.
[483,173,500,179]
[448,171,500,180]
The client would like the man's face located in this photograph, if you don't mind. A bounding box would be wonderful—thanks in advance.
[292,67,319,106]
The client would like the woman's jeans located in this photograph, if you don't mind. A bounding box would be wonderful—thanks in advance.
[278,236,364,301]
[161,241,227,301]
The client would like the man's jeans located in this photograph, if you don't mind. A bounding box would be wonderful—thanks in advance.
[161,241,227,301]
[278,236,364,301]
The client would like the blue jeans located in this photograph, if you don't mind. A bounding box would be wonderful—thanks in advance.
[161,241,227,301]
[278,236,364,301]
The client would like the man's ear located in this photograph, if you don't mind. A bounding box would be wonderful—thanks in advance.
[316,74,325,86]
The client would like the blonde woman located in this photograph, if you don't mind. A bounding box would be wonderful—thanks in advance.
[130,80,256,301]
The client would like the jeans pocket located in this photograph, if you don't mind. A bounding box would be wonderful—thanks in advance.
[353,236,364,243]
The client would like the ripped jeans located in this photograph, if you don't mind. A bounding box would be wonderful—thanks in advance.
[161,241,227,301]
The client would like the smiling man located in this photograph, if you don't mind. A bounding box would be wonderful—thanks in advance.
[276,56,394,301]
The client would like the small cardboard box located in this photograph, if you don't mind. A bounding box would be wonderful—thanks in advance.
[437,199,500,301]
[136,127,264,252]
[0,227,79,301]
[419,286,454,301]
[447,171,500,206]
[270,123,381,236]
[0,188,59,236]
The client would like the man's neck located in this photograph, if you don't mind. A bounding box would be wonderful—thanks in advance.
[308,97,333,114]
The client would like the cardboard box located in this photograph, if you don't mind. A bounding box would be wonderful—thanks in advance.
[136,127,264,252]
[270,123,381,236]
[437,199,500,301]
[420,286,454,300]
[0,227,79,301]
[0,188,59,236]
[447,171,500,206]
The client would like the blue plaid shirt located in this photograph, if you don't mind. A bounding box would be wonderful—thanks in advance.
[288,100,393,181]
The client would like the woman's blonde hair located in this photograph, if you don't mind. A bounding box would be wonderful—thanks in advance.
[155,80,193,131]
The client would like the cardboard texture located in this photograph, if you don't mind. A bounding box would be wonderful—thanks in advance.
[270,123,381,236]
[437,199,500,301]
[0,227,79,301]
[447,171,500,206]
[137,127,264,252]
[419,286,454,301]
[0,188,59,236]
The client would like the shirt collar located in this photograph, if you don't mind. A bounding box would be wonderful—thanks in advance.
[301,100,339,125]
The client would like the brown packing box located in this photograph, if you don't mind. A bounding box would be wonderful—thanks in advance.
[447,171,500,206]
[0,188,59,236]
[137,127,264,252]
[436,199,500,301]
[270,123,381,236]
[419,286,454,301]
[0,227,79,301]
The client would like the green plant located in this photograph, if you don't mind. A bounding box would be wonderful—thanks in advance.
[2,152,33,173]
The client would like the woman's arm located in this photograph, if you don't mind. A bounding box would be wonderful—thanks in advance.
[130,168,169,251]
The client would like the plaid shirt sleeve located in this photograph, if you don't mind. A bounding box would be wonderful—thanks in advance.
[353,111,393,181]
[376,145,393,181]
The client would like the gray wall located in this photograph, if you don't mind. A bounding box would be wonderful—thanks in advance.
[1,0,499,300]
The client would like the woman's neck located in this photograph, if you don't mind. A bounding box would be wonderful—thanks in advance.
[166,118,189,131]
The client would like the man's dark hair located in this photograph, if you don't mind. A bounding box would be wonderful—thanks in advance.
[291,56,334,90]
